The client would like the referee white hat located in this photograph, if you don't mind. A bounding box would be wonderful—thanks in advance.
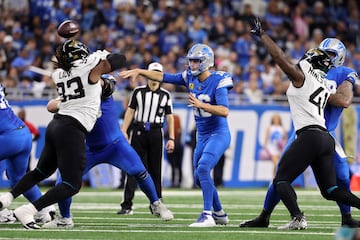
[148,62,163,72]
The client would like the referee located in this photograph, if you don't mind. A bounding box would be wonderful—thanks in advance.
[118,62,175,215]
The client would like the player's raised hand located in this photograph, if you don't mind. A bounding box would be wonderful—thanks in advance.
[250,17,264,37]
[119,69,140,82]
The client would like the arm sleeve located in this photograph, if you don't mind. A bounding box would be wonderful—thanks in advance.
[215,87,229,107]
[163,73,187,86]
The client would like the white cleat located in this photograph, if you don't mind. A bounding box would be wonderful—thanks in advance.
[278,215,307,230]
[189,212,216,227]
[42,216,74,229]
[0,193,14,210]
[212,212,229,225]
[14,203,40,230]
[150,200,174,221]
[35,205,56,224]
[0,208,16,223]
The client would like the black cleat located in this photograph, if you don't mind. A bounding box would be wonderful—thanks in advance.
[239,216,269,228]
[117,208,133,215]
[342,218,360,228]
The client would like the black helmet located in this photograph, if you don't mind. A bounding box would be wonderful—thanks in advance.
[61,39,90,63]
[303,48,333,73]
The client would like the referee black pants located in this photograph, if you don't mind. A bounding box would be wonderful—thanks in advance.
[121,126,163,209]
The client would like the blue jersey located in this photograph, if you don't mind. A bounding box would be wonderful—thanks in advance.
[325,66,358,132]
[0,85,25,133]
[86,96,121,150]
[163,70,233,135]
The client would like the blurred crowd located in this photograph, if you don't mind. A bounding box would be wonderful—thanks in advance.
[0,0,360,102]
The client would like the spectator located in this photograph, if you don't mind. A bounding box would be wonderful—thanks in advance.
[244,73,263,104]
[1,36,17,75]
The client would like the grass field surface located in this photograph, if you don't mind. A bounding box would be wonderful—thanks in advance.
[0,187,354,240]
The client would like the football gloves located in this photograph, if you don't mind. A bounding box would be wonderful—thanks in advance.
[250,17,265,37]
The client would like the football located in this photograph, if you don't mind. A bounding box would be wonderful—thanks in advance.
[57,20,80,38]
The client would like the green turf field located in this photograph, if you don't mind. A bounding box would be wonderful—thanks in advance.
[0,187,354,239]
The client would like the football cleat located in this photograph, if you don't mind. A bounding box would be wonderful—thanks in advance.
[14,203,41,230]
[35,205,56,224]
[239,215,269,228]
[189,212,216,227]
[0,193,14,210]
[42,216,74,229]
[212,212,229,225]
[117,208,133,215]
[341,214,360,228]
[0,208,16,223]
[150,200,174,221]
[278,215,307,230]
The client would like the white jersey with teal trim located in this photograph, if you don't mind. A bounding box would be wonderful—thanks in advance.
[286,59,334,132]
[51,53,103,132]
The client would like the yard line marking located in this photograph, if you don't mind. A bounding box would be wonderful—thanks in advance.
[0,227,335,236]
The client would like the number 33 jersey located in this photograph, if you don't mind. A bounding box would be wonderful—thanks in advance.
[51,53,103,132]
[286,59,335,132]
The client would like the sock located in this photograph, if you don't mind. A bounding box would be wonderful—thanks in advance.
[214,209,225,215]
[203,210,212,215]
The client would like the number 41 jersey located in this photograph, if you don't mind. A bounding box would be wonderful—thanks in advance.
[51,53,103,132]
[286,59,335,132]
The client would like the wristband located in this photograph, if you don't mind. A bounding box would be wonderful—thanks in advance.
[168,138,175,141]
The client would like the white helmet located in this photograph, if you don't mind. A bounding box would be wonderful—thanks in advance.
[318,38,346,67]
[187,44,214,76]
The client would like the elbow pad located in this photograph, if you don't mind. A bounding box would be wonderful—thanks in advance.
[106,53,126,72]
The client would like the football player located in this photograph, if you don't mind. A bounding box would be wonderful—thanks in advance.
[240,37,360,229]
[43,74,174,228]
[120,43,233,227]
[0,40,125,229]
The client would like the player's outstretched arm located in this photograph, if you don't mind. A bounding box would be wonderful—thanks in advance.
[90,53,126,84]
[251,17,304,87]
[119,68,163,83]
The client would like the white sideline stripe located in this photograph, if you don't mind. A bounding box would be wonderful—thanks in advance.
[69,189,334,197]
[0,228,335,236]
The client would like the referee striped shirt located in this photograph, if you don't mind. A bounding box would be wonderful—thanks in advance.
[128,85,173,125]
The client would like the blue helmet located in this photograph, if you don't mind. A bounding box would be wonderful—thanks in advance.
[318,38,346,67]
[187,44,214,76]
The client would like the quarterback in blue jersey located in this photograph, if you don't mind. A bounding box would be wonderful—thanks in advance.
[42,74,174,228]
[240,38,360,228]
[120,43,233,227]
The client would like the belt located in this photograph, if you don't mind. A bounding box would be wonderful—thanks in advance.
[133,122,163,131]
[14,125,25,130]
[296,125,327,135]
